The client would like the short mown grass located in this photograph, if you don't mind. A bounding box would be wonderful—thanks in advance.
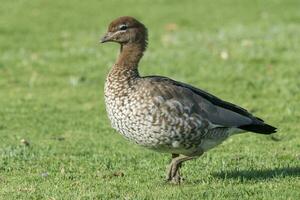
[0,0,300,199]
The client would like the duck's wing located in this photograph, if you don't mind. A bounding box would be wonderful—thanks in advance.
[144,76,276,134]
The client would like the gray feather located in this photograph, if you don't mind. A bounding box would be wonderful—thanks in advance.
[145,76,256,128]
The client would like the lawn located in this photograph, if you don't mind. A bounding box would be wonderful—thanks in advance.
[0,0,300,199]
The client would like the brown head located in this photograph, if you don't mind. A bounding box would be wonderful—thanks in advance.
[101,16,148,49]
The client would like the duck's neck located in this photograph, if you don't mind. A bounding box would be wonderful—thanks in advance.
[111,42,146,78]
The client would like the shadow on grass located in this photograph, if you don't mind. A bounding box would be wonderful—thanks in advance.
[213,167,300,181]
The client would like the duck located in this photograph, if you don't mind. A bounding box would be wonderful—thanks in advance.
[100,16,276,184]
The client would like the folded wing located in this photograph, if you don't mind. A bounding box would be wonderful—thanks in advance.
[145,76,276,134]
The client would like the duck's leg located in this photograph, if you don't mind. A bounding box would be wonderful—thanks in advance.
[166,154,194,184]
[166,154,179,181]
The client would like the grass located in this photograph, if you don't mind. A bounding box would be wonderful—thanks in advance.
[0,0,300,199]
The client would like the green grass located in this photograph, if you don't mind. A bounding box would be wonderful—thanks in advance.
[1,0,300,199]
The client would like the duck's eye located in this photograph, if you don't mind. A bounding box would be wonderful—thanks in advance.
[119,24,128,31]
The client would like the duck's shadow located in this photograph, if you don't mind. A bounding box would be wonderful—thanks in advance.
[212,167,300,181]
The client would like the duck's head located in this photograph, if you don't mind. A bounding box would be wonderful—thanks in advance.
[101,16,148,47]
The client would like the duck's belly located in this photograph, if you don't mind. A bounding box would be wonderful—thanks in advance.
[105,95,231,155]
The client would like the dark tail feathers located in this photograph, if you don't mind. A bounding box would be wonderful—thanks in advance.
[239,123,277,134]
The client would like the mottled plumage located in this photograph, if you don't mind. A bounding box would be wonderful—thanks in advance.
[101,16,276,183]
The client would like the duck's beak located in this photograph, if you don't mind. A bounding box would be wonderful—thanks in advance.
[100,32,113,43]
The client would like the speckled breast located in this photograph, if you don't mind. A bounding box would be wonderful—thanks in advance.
[104,78,163,148]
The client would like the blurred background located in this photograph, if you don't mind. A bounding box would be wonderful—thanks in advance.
[0,0,299,199]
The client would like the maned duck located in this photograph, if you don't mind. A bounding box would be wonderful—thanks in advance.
[101,16,276,184]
